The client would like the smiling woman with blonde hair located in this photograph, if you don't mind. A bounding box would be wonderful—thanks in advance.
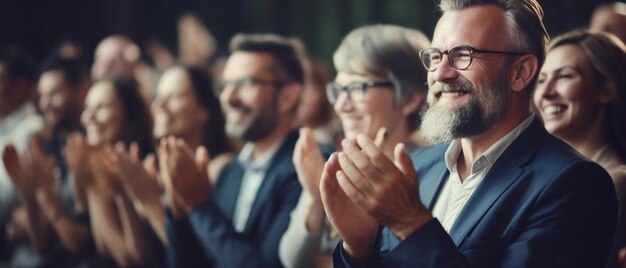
[533,30,626,268]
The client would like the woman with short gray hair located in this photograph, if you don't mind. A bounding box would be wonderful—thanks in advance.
[279,24,429,268]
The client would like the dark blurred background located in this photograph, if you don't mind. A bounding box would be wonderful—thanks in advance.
[0,0,622,67]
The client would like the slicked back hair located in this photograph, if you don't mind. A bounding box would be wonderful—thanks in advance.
[439,0,549,94]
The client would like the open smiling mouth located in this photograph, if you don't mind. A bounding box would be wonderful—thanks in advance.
[437,91,468,98]
[543,105,566,115]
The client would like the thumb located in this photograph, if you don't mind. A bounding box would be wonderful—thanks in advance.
[129,142,141,161]
[374,127,387,148]
[2,144,23,183]
[394,143,417,179]
[195,146,210,174]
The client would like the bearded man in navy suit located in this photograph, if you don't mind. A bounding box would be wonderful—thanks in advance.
[162,34,305,267]
[321,0,618,267]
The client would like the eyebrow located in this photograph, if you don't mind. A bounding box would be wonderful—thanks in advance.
[540,66,581,75]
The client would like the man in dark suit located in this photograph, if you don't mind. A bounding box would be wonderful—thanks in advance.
[320,0,619,267]
[162,34,305,267]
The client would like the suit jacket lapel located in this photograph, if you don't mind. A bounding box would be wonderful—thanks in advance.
[243,130,299,232]
[448,118,544,245]
[216,163,245,220]
[421,160,449,210]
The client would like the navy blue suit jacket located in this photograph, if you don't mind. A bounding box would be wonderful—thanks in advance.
[165,130,302,268]
[335,118,618,267]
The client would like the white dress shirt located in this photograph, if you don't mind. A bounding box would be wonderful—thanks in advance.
[431,114,535,232]
[232,138,285,232]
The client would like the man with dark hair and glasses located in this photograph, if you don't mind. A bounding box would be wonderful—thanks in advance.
[322,0,618,267]
[163,33,305,267]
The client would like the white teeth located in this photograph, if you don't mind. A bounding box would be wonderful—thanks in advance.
[544,105,566,115]
[441,92,466,97]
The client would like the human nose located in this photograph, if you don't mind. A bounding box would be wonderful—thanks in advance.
[151,97,166,113]
[429,53,459,83]
[334,90,354,113]
[81,108,95,126]
[39,94,50,110]
[220,83,239,105]
[537,75,558,99]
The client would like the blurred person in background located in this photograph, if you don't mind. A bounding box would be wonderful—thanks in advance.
[162,33,304,268]
[279,24,429,268]
[112,65,233,246]
[151,65,232,180]
[0,46,44,265]
[533,30,626,268]
[0,56,91,267]
[590,2,626,44]
[78,76,161,267]
[91,35,157,100]
[295,59,339,147]
[37,56,89,183]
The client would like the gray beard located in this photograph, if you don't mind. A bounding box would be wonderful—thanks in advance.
[420,72,509,144]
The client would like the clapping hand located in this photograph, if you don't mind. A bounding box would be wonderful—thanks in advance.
[337,135,431,240]
[320,128,433,262]
[320,152,379,262]
[64,133,93,211]
[26,140,59,203]
[88,144,123,196]
[293,127,326,202]
[2,144,30,197]
[159,137,211,215]
[2,140,59,200]
[114,143,162,211]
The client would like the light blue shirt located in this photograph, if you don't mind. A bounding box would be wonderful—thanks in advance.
[232,137,286,232]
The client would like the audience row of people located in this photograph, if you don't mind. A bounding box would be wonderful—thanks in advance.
[0,0,625,267]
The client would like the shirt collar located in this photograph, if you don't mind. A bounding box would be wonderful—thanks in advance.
[237,136,287,172]
[444,114,536,175]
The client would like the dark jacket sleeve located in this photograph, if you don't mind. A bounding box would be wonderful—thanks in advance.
[180,176,300,268]
[164,209,213,268]
[166,174,301,267]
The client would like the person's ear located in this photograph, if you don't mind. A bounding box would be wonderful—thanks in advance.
[401,91,425,116]
[510,55,539,93]
[278,83,302,114]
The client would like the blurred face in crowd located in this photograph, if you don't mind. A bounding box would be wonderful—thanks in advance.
[37,70,75,130]
[219,52,280,142]
[533,45,607,139]
[152,67,208,140]
[590,5,626,44]
[81,81,125,145]
[332,72,400,140]
[420,5,511,144]
[91,37,138,80]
